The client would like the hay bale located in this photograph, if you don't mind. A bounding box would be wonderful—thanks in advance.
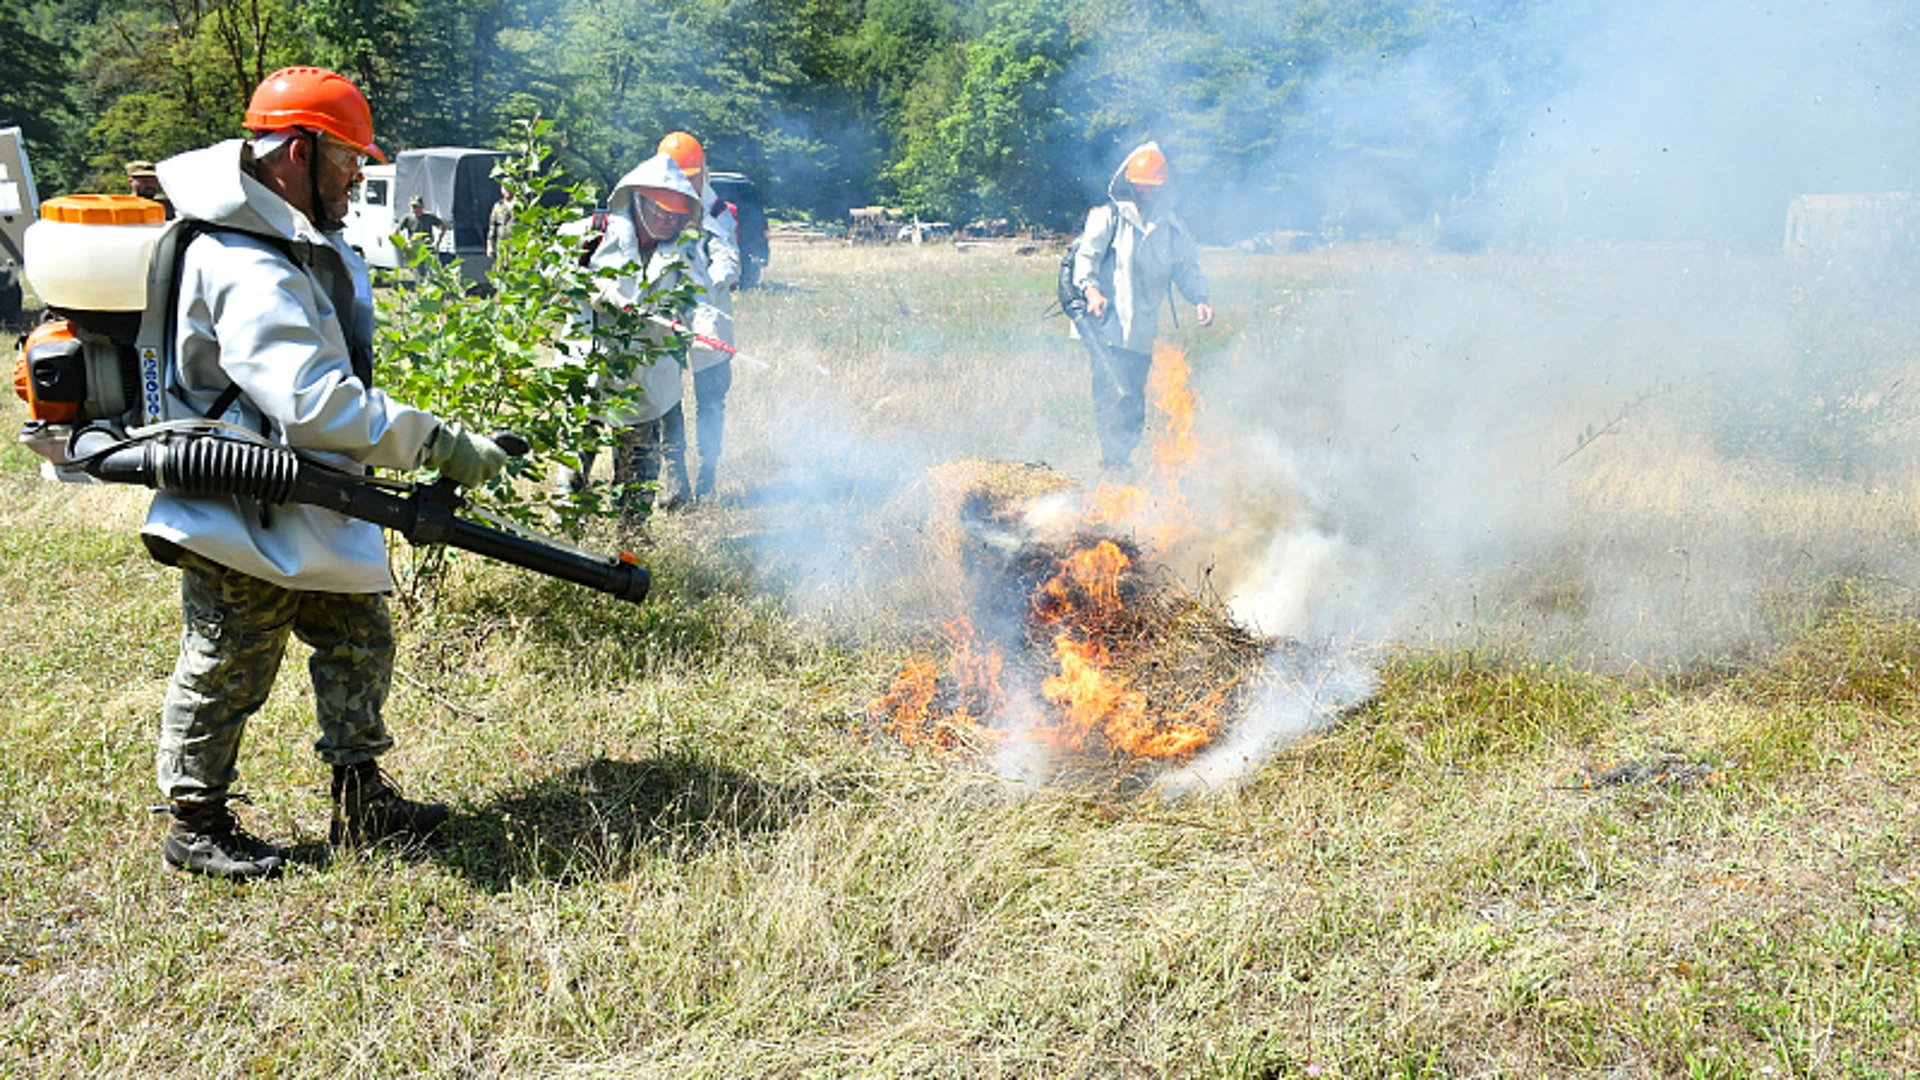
[876,458,1283,767]
[916,460,1078,609]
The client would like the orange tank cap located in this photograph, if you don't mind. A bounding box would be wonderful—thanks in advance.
[40,194,166,225]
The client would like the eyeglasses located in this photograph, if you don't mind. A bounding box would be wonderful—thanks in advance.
[315,132,369,175]
[637,197,690,238]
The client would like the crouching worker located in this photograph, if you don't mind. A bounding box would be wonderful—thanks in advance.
[556,152,705,528]
[144,67,508,880]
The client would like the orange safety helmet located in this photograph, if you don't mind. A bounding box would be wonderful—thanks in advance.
[244,66,387,163]
[640,187,696,215]
[657,131,706,182]
[1123,146,1169,187]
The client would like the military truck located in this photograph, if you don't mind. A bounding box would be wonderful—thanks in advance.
[344,147,506,285]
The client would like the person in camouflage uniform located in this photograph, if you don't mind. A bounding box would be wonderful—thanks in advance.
[145,67,507,881]
[1069,143,1213,471]
[553,151,703,529]
[486,190,516,262]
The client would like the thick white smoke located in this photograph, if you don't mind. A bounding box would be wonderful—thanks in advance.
[1185,0,1920,673]
[738,0,1920,786]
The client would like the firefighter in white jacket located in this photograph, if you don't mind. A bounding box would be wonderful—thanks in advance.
[146,67,507,880]
[656,131,740,504]
[555,151,706,525]
[1070,142,1213,470]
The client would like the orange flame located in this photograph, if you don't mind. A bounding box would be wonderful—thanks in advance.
[876,347,1232,765]
[1039,540,1130,623]
[1035,631,1216,760]
[942,616,1006,723]
[870,618,1003,749]
[873,656,940,745]
[1148,344,1205,478]
[1081,481,1147,527]
[1040,633,1147,749]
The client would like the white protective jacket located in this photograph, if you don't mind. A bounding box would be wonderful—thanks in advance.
[688,177,740,373]
[1070,141,1209,354]
[144,140,441,593]
[566,152,707,424]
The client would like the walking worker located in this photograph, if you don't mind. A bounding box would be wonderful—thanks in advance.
[1069,141,1213,471]
[555,151,705,526]
[145,65,508,880]
[655,130,740,505]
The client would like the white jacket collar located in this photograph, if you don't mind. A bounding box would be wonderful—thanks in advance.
[155,139,332,245]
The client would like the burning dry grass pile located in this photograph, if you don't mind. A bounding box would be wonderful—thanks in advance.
[872,459,1282,768]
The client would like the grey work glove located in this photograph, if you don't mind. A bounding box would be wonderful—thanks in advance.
[424,422,508,487]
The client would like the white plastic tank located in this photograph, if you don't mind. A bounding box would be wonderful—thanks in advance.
[23,194,168,311]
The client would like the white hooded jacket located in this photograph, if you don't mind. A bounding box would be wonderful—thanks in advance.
[564,152,707,424]
[1070,141,1209,354]
[143,139,440,593]
[689,175,740,372]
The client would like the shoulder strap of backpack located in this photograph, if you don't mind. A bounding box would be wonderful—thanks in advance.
[1089,203,1119,290]
[137,219,345,426]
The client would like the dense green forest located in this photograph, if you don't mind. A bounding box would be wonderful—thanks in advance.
[3,0,1552,237]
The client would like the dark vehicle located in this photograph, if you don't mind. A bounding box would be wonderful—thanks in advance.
[1,125,40,326]
[0,262,21,329]
[707,171,768,288]
[345,147,505,287]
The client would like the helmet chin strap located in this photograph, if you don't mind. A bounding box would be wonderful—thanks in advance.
[305,130,346,232]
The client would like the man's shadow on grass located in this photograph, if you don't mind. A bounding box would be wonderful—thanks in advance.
[428,751,808,892]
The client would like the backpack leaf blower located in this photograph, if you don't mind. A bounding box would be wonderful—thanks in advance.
[1054,241,1126,398]
[62,423,651,605]
[13,193,648,605]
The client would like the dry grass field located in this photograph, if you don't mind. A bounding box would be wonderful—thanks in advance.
[2,237,1918,1077]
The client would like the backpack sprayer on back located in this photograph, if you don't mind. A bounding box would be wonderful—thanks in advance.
[11,194,649,605]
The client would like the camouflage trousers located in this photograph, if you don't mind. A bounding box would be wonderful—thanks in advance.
[554,412,673,524]
[157,550,395,803]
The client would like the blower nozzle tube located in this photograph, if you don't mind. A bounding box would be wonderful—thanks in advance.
[70,428,650,605]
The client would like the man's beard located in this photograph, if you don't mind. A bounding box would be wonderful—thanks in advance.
[314,197,348,232]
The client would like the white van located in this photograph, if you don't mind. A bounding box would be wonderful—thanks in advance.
[344,163,399,270]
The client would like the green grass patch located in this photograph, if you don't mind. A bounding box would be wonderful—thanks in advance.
[5,247,1920,1076]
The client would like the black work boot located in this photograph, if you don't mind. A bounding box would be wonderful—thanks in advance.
[162,799,287,881]
[330,760,450,848]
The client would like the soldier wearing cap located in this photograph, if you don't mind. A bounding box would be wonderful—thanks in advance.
[125,160,173,217]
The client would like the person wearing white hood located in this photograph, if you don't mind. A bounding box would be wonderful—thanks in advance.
[555,150,706,526]
[1069,142,1213,471]
[143,67,508,880]
[656,131,741,505]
